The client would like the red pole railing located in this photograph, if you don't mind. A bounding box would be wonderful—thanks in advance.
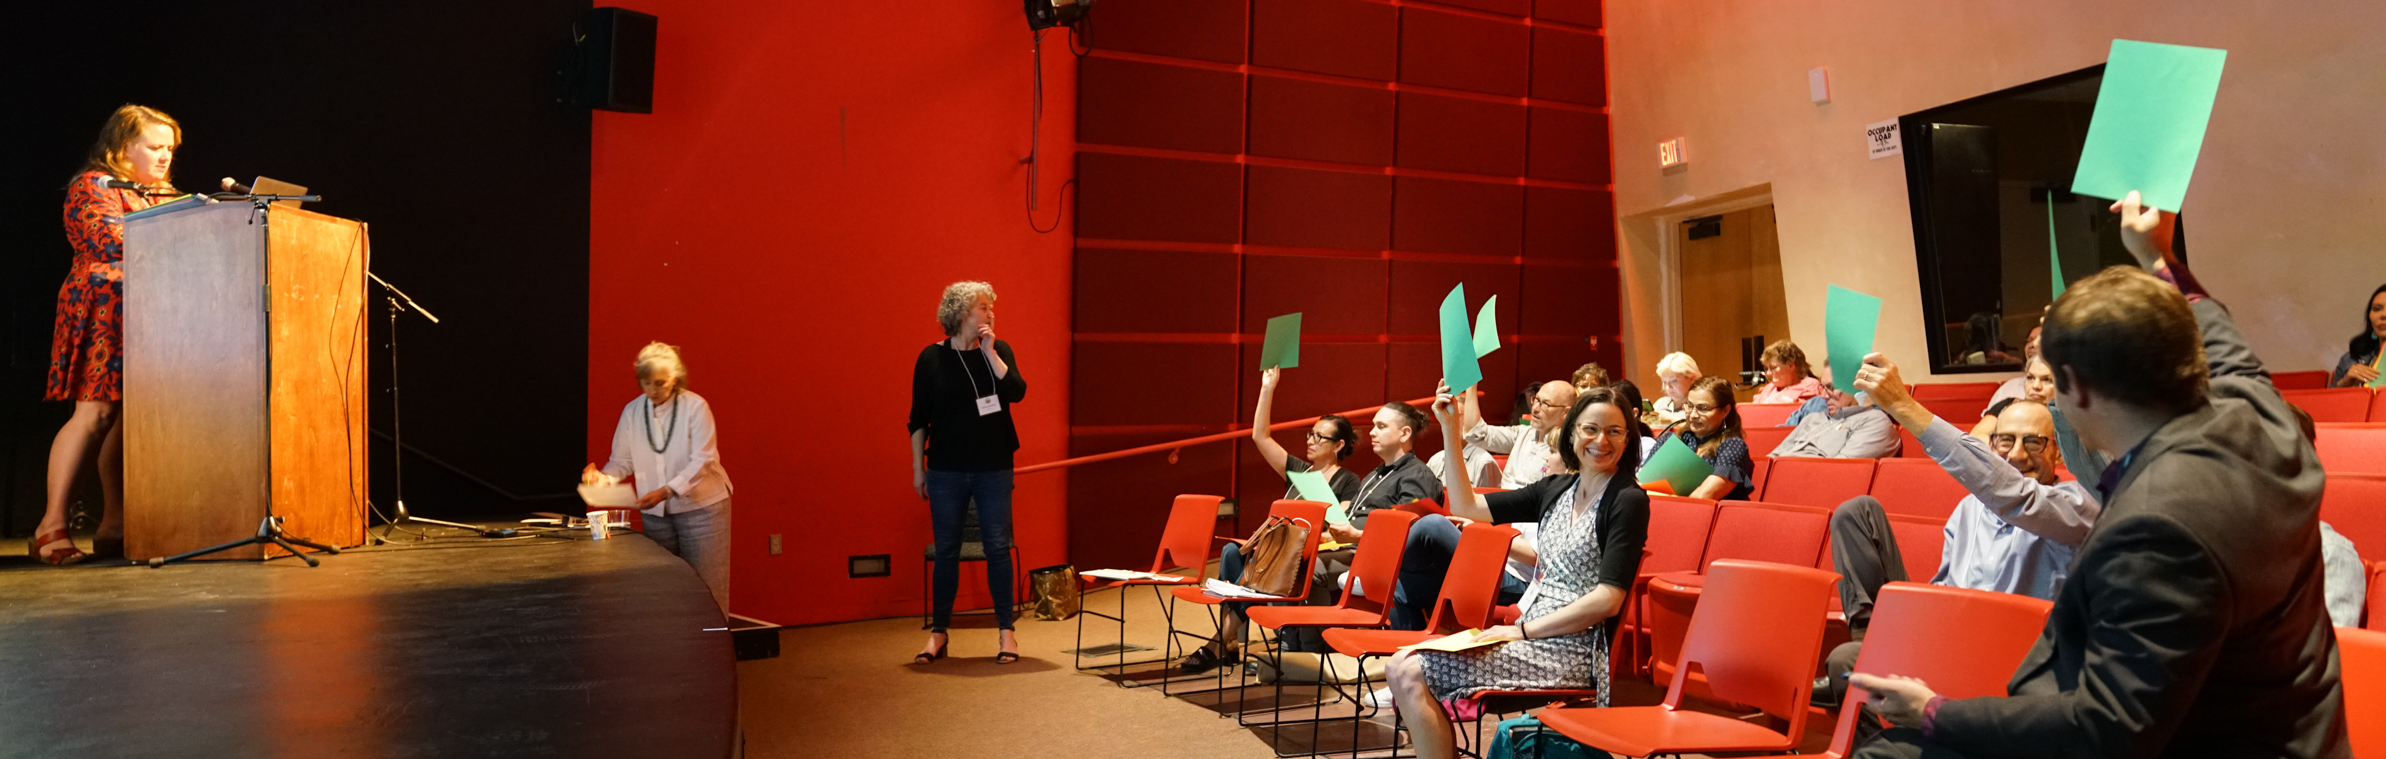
[1011,395,1440,475]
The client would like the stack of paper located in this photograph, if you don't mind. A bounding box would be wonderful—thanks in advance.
[1398,629,1509,653]
[1203,579,1280,600]
[1080,568,1189,583]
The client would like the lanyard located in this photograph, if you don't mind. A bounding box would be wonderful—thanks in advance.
[954,343,990,397]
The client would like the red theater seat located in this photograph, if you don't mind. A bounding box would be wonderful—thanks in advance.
[1760,457,1877,511]
[1739,403,1799,428]
[1919,397,1995,428]
[1869,457,1970,521]
[2285,388,2375,424]
[1898,426,1929,458]
[2339,626,2386,755]
[2374,389,2386,423]
[2316,424,2386,474]
[1645,501,1830,685]
[2272,370,2331,390]
[1887,513,1948,583]
[2321,473,2386,559]
[1911,382,2002,401]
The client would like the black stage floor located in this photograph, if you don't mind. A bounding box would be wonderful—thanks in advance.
[0,528,736,758]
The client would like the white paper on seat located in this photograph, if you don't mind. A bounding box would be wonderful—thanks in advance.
[1202,578,1278,599]
[1080,568,1188,582]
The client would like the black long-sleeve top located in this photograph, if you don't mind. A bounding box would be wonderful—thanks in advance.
[908,339,1028,472]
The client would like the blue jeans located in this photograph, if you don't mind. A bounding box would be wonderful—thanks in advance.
[641,499,731,612]
[926,468,1015,632]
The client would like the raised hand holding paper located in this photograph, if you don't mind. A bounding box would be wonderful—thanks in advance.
[1638,436,1714,499]
[1289,468,1339,506]
[2070,39,2228,212]
[1261,312,1302,370]
[1824,285,1883,395]
[1439,284,1484,392]
[1473,295,1501,358]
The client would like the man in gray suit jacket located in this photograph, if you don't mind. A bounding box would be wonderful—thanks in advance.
[1847,191,2348,758]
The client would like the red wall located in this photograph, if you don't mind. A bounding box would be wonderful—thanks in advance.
[589,0,1077,625]
[1067,0,1621,572]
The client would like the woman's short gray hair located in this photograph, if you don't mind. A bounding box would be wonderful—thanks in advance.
[1655,352,1701,383]
[936,280,997,337]
[634,341,688,390]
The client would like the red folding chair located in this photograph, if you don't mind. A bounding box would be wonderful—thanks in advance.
[1617,495,1717,679]
[1762,457,1878,511]
[1868,457,1970,520]
[1536,560,1841,756]
[1239,509,1416,748]
[1319,523,1519,757]
[1745,583,2052,758]
[1074,494,1224,679]
[1644,501,1830,690]
[2335,626,2386,756]
[1161,499,1327,696]
[2315,424,2386,474]
[2286,387,2376,424]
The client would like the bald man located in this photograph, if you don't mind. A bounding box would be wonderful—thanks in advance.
[1458,379,1577,489]
[1812,354,2101,711]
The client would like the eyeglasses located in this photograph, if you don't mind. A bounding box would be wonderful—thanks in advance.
[1683,402,1720,414]
[1530,396,1565,409]
[1305,431,1341,444]
[1990,434,2050,454]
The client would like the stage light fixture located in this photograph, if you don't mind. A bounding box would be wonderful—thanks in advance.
[1025,0,1088,30]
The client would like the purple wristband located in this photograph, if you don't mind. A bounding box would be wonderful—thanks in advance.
[1919,695,1949,740]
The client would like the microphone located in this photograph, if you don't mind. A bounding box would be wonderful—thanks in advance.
[221,177,253,194]
[101,178,147,191]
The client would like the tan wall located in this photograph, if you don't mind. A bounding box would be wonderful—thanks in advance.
[1607,0,2386,390]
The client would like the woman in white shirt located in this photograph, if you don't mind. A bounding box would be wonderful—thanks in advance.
[584,342,735,611]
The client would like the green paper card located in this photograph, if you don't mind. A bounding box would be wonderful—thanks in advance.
[1261,312,1302,370]
[1439,284,1483,392]
[1473,295,1501,358]
[1824,284,1884,395]
[1289,469,1339,508]
[1638,436,1714,498]
[2071,39,2228,212]
[2048,196,2067,299]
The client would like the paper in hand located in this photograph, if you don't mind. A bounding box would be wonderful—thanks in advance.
[1824,284,1883,395]
[1439,284,1483,392]
[578,482,637,508]
[1289,469,1340,507]
[1473,295,1500,358]
[1261,312,1302,370]
[2070,39,2228,212]
[1638,436,1715,499]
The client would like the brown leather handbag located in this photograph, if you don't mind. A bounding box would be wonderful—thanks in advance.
[1234,515,1312,597]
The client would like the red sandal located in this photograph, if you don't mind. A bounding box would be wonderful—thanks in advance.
[34,528,85,566]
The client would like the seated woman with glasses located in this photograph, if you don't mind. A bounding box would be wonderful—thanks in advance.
[1655,376,1754,500]
[1179,366,1365,674]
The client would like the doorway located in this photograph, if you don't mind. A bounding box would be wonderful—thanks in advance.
[1674,205,1789,401]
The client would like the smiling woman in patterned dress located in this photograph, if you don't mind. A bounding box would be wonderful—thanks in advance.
[1383,385,1651,759]
[35,105,181,565]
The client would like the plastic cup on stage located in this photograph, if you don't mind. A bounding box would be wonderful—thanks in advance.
[588,511,612,539]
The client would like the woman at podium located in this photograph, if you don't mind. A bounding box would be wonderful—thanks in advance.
[585,342,736,610]
[35,105,181,565]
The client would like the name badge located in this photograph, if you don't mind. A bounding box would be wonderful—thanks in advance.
[975,394,1002,416]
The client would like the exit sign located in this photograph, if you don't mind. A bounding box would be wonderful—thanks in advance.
[1657,138,1686,168]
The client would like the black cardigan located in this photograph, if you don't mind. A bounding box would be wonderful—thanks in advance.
[1479,472,1649,594]
[907,339,1028,472]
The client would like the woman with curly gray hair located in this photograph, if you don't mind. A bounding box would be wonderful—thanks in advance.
[908,280,1028,665]
[583,341,736,610]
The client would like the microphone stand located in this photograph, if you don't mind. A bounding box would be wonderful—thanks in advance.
[363,272,483,542]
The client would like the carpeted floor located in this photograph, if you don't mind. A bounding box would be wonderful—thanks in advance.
[737,575,1840,758]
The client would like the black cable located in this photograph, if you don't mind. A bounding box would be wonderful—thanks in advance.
[1024,28,1072,234]
[1029,179,1075,234]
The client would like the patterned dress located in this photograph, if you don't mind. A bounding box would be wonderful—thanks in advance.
[47,171,163,402]
[1420,481,1612,706]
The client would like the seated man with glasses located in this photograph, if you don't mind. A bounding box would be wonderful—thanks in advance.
[1809,353,2102,715]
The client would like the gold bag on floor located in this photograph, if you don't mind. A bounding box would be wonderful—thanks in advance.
[1028,564,1080,621]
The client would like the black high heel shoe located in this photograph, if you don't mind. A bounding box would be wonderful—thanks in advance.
[913,637,948,665]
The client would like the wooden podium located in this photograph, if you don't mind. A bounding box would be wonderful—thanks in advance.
[121,200,369,560]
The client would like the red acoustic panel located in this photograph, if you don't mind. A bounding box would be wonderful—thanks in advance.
[1241,253,1388,336]
[1398,8,1530,97]
[1432,0,1531,17]
[1077,56,1247,154]
[1246,165,1393,251]
[1527,107,1612,183]
[1251,0,1397,81]
[1386,340,1518,436]
[1084,0,1248,64]
[1519,262,1617,337]
[1065,434,1236,574]
[1071,342,1238,426]
[1395,92,1527,176]
[1393,177,1524,257]
[1524,185,1617,260]
[1239,340,1389,426]
[1387,259,1521,336]
[1529,28,1607,106]
[1075,152,1242,243]
[1248,75,1397,166]
[1534,0,1604,29]
[1075,248,1241,333]
[1517,338,1610,395]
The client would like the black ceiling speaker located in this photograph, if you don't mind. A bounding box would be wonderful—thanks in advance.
[1025,0,1088,30]
[575,7,657,113]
